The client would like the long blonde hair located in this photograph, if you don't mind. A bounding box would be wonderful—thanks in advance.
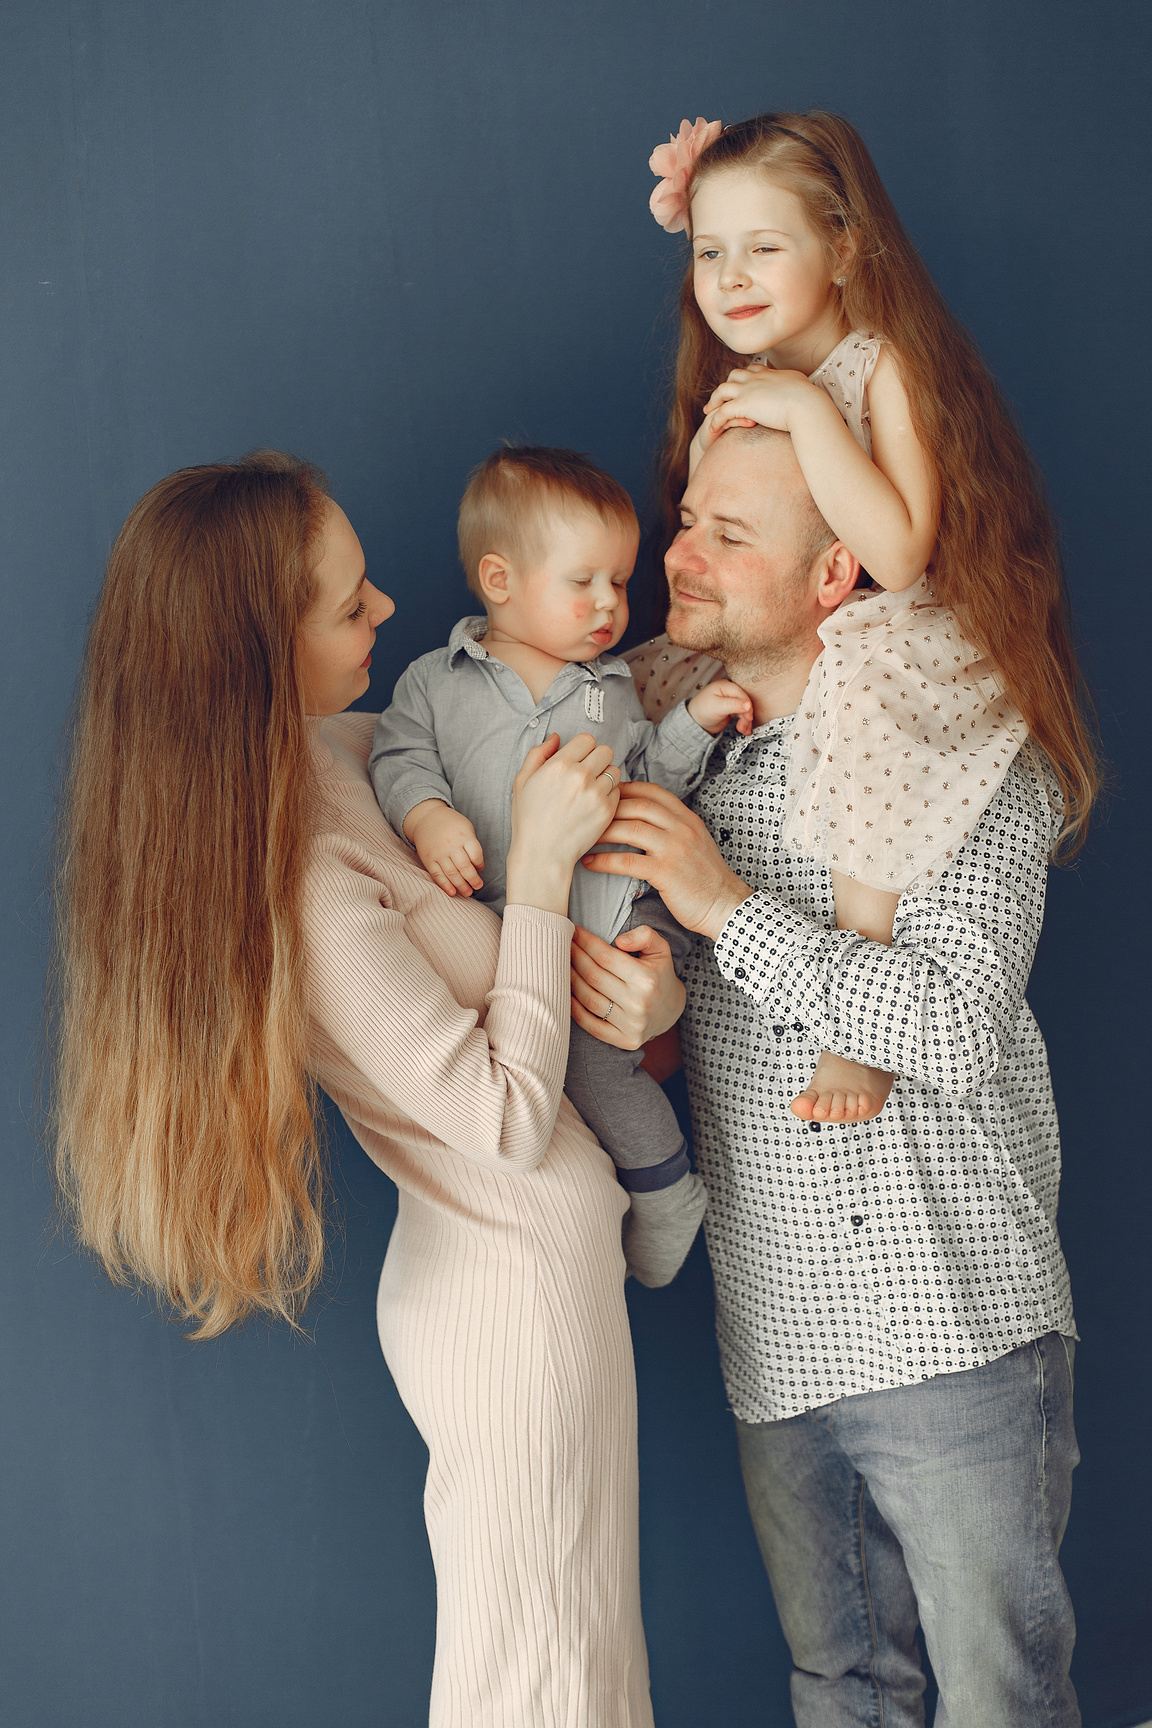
[51,451,330,1337]
[661,110,1100,855]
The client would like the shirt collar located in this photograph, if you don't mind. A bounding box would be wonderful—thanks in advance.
[721,714,791,769]
[447,616,497,665]
[446,615,632,680]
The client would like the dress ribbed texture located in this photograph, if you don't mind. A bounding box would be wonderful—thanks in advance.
[303,712,652,1728]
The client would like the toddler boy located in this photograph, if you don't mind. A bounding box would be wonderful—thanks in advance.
[370,446,751,1284]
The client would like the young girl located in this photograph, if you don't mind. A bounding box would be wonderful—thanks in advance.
[644,110,1098,1123]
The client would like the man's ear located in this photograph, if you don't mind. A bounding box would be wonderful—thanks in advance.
[477,552,512,607]
[814,542,861,613]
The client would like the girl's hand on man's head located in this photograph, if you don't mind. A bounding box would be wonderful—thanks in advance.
[702,365,815,437]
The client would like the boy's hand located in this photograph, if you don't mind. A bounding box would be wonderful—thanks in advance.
[404,800,485,897]
[687,678,755,737]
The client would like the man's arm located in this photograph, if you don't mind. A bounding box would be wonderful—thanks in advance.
[582,757,1057,1097]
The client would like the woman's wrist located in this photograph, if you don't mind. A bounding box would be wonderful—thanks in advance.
[505,844,573,919]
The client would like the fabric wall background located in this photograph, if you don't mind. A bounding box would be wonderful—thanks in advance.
[2,3,1147,1723]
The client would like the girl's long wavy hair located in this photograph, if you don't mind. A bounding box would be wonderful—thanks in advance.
[661,110,1099,855]
[51,451,331,1337]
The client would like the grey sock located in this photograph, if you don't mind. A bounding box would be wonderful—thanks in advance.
[623,1172,708,1288]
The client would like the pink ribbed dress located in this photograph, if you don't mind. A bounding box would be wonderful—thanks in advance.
[302,713,652,1728]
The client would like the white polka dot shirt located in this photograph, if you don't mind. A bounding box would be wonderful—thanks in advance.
[682,717,1076,1423]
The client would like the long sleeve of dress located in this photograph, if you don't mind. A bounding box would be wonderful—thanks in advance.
[304,830,573,1172]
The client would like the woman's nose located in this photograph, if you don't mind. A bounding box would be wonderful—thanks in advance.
[369,583,395,625]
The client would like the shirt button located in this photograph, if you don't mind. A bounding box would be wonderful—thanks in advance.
[528,717,539,728]
[734,966,746,979]
[850,1214,864,1227]
[719,829,732,843]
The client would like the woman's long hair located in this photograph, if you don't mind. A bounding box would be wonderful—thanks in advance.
[51,451,330,1337]
[661,110,1099,854]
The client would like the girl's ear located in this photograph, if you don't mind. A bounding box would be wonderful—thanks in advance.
[833,231,857,283]
[477,552,512,607]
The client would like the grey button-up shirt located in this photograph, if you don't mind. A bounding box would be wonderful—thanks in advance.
[683,717,1075,1422]
[370,616,715,941]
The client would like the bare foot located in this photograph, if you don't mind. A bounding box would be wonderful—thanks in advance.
[790,1051,895,1123]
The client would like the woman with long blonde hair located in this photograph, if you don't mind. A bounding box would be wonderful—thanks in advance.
[52,450,678,1726]
[634,109,1098,1123]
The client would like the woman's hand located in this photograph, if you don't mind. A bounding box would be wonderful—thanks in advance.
[580,781,752,940]
[506,733,621,917]
[570,925,685,1052]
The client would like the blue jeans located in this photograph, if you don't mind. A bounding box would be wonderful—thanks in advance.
[735,1333,1080,1727]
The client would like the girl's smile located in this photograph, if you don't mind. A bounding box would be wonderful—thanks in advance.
[690,166,848,373]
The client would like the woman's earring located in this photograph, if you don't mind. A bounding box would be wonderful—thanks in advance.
[835,275,847,286]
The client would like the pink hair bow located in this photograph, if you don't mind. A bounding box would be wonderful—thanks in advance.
[648,116,723,234]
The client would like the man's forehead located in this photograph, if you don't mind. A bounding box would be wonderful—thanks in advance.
[688,435,802,526]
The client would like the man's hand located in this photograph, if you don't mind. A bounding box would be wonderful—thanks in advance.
[404,799,485,897]
[581,782,752,940]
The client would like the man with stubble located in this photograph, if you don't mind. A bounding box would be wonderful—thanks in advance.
[583,425,1081,1726]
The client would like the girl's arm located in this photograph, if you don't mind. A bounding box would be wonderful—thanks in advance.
[704,347,939,592]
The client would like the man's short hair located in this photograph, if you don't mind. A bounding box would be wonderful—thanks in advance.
[458,446,638,599]
[720,424,837,572]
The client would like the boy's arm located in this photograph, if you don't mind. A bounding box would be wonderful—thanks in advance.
[623,695,717,798]
[369,661,457,835]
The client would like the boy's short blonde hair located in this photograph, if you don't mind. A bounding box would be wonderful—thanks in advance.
[458,446,638,600]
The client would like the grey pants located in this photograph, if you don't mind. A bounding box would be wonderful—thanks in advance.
[736,1334,1079,1727]
[564,890,693,1194]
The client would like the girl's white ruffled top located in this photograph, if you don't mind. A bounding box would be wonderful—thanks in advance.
[782,331,1028,891]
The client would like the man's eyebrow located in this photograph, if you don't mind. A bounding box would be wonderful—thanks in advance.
[713,512,757,535]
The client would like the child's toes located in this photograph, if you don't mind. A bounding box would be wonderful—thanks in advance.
[789,1089,817,1121]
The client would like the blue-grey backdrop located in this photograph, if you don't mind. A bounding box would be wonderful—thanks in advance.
[2,3,1148,1724]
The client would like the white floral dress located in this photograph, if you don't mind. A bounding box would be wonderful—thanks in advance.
[782,331,1028,891]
